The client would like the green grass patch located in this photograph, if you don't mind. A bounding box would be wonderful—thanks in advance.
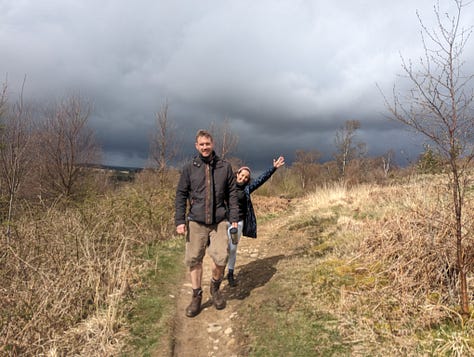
[241,301,349,356]
[258,212,281,223]
[308,259,356,300]
[288,214,338,233]
[234,248,350,357]
[309,241,334,257]
[309,259,392,300]
[121,237,185,357]
[418,323,474,356]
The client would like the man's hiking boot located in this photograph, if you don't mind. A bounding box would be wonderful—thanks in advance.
[210,278,226,310]
[185,290,202,317]
[227,270,236,287]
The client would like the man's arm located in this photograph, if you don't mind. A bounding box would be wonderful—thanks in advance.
[175,166,190,233]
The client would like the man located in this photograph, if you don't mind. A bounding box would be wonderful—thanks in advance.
[175,129,239,317]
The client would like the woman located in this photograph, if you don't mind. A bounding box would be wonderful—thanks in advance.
[227,156,285,286]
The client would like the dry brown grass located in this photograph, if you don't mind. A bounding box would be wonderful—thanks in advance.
[295,176,474,355]
[0,178,176,356]
[4,171,474,355]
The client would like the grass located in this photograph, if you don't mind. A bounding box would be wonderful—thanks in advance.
[4,172,474,355]
[233,191,354,356]
[233,180,474,356]
[122,237,184,357]
[243,305,348,356]
[238,263,351,357]
[0,174,180,356]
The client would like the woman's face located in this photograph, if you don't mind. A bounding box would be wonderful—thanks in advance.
[236,169,250,184]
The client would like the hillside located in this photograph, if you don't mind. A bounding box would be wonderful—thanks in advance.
[3,176,474,356]
[164,180,474,356]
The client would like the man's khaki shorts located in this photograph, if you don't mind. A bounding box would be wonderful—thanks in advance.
[185,220,229,268]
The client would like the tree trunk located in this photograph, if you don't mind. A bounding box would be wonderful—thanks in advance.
[452,170,469,317]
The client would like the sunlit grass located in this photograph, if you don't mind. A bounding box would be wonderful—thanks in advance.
[122,238,184,357]
[3,169,474,355]
[0,174,178,356]
[234,174,474,355]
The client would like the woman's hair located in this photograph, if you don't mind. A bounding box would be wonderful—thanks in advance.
[237,166,251,178]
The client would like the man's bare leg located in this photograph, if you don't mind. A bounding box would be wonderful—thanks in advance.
[186,263,203,317]
[190,263,203,289]
[211,260,225,281]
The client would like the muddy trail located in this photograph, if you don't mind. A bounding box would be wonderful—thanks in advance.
[161,197,294,357]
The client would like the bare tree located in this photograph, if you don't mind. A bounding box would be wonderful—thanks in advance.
[381,0,473,317]
[209,118,239,160]
[0,81,9,225]
[148,101,179,172]
[0,80,7,147]
[382,149,395,177]
[0,80,7,118]
[38,95,100,198]
[292,149,321,189]
[0,78,34,238]
[333,120,365,180]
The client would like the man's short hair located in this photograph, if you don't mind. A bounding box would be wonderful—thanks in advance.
[195,129,214,143]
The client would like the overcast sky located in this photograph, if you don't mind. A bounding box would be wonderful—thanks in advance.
[1,0,474,170]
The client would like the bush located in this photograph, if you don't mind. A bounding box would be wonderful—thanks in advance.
[0,175,177,355]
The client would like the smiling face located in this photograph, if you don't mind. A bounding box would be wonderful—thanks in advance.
[195,134,214,157]
[236,169,250,184]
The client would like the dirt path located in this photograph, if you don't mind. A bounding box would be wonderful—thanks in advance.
[166,198,291,357]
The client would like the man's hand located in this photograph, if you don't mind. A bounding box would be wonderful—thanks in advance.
[176,224,186,235]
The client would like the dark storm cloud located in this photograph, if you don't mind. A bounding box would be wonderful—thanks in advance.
[1,0,473,170]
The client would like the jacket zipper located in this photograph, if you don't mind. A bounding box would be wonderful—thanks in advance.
[205,163,211,224]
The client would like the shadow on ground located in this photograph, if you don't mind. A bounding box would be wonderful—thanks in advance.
[223,254,285,301]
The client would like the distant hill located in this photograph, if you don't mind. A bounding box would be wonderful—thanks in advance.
[80,163,143,173]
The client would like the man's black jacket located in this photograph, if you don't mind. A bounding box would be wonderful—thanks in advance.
[175,153,239,226]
